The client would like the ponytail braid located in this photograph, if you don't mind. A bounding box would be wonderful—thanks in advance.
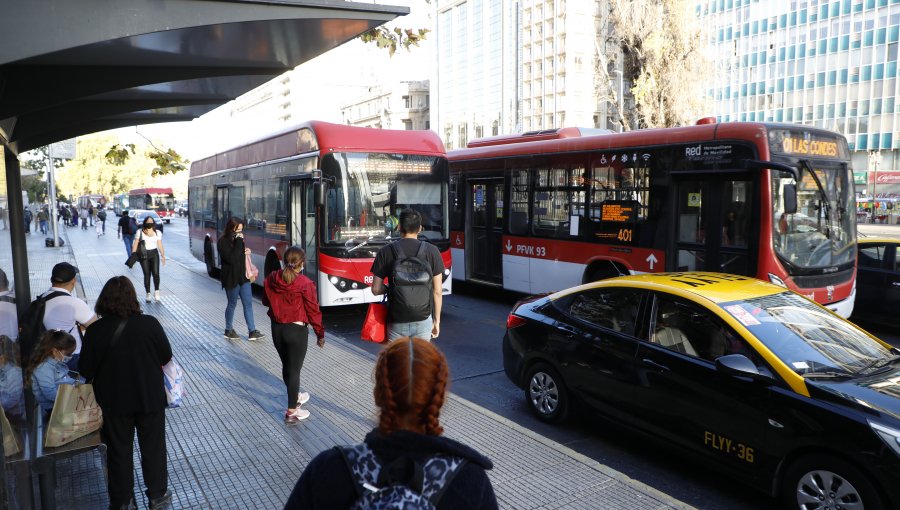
[421,354,448,436]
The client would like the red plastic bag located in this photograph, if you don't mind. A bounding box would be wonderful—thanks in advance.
[361,302,388,343]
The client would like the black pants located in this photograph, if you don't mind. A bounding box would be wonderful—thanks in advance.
[101,409,167,506]
[140,249,161,293]
[271,322,309,409]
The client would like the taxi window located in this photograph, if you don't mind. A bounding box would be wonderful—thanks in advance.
[649,296,773,374]
[858,244,886,268]
[561,288,642,335]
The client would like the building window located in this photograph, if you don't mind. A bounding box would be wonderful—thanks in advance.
[403,95,411,108]
[458,125,467,149]
[403,120,412,130]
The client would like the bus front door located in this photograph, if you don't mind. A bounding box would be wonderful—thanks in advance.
[288,180,318,280]
[469,179,504,284]
[673,176,754,276]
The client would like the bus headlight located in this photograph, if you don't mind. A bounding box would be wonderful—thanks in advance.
[327,275,368,293]
[869,421,900,458]
[768,273,787,288]
[329,276,339,285]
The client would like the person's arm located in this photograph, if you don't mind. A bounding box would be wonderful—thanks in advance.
[158,233,165,265]
[301,281,325,347]
[431,274,442,339]
[370,249,387,295]
[371,276,386,296]
[131,232,140,252]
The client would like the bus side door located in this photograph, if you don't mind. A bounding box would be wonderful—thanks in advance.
[288,180,318,279]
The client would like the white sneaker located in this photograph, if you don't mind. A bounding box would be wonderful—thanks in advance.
[284,407,310,425]
[154,291,160,302]
[146,293,152,303]
[297,392,310,406]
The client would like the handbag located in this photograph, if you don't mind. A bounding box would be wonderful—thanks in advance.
[245,253,259,282]
[361,297,388,343]
[137,232,148,261]
[0,407,19,456]
[44,382,102,447]
[162,357,185,408]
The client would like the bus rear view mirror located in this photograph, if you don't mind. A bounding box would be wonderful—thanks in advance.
[314,182,327,207]
[783,184,798,214]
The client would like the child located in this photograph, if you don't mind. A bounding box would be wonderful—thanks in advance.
[26,331,84,414]
[0,336,23,419]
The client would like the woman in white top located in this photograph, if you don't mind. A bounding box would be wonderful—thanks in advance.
[132,217,166,302]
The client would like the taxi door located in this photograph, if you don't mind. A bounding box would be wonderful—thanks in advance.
[632,293,770,480]
[549,287,646,421]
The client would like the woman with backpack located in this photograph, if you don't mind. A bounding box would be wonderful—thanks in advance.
[262,246,325,425]
[284,337,498,509]
[217,217,265,341]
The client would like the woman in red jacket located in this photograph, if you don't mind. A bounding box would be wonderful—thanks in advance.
[263,246,325,425]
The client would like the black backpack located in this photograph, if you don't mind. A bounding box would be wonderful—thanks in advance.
[97,209,106,221]
[127,216,138,235]
[18,291,67,363]
[337,443,465,510]
[388,242,433,323]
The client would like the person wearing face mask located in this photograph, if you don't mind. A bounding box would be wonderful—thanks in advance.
[26,330,83,414]
[217,217,265,341]
[263,246,325,425]
[132,216,165,303]
[41,262,97,371]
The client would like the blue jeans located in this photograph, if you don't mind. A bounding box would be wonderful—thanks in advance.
[122,234,134,258]
[388,316,433,341]
[225,282,256,332]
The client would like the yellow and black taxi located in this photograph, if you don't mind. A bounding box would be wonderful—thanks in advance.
[503,272,900,510]
[854,237,900,327]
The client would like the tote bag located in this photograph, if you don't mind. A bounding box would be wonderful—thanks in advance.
[162,357,185,408]
[361,301,388,343]
[245,253,259,283]
[44,383,102,447]
[0,407,19,457]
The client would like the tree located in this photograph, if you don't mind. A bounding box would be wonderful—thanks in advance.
[600,0,711,129]
[359,27,429,57]
[55,134,163,199]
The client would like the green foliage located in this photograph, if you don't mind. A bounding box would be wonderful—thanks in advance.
[360,26,430,57]
[105,144,136,165]
[148,148,188,176]
[21,175,47,203]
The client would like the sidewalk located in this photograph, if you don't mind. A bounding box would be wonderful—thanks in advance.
[26,222,693,510]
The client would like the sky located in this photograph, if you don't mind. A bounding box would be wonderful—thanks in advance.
[114,0,433,162]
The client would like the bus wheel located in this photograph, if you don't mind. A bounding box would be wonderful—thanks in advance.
[780,454,883,510]
[584,261,625,284]
[264,250,281,279]
[204,240,219,278]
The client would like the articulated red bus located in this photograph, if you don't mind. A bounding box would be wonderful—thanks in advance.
[448,119,858,317]
[187,121,452,306]
[128,187,176,223]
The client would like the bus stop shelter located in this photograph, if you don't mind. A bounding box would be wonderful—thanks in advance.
[0,1,407,507]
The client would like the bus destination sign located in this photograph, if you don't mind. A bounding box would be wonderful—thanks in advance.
[600,201,636,222]
[768,129,847,159]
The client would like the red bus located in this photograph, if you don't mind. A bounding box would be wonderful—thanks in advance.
[128,187,176,223]
[187,121,452,306]
[448,120,858,317]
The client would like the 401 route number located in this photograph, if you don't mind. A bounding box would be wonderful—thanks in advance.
[617,228,633,242]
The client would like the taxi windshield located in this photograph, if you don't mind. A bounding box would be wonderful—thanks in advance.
[721,292,892,376]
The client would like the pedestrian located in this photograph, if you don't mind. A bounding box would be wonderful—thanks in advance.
[37,208,49,235]
[262,246,325,425]
[97,207,107,235]
[217,217,265,341]
[25,330,83,415]
[80,276,174,510]
[284,337,498,509]
[118,211,135,260]
[41,262,98,371]
[370,208,445,341]
[70,205,78,227]
[132,216,165,303]
[0,269,18,343]
[89,204,95,226]
[79,207,88,230]
[23,207,32,234]
[0,336,24,421]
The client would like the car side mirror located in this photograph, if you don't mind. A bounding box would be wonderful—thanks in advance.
[783,184,798,215]
[715,354,773,383]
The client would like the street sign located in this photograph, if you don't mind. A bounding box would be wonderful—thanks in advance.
[50,138,76,160]
[853,172,867,185]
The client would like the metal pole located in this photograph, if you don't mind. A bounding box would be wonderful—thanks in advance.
[46,145,59,246]
[3,148,30,312]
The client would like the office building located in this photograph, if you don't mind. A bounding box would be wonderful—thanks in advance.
[340,81,431,130]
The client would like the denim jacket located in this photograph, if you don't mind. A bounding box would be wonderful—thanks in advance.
[0,363,23,417]
[31,358,82,413]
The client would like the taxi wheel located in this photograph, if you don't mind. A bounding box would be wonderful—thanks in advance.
[781,454,883,510]
[525,363,569,423]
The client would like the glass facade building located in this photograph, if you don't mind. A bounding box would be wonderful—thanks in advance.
[702,0,900,197]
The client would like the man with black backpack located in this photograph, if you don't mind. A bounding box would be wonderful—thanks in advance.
[371,209,444,341]
[117,210,136,261]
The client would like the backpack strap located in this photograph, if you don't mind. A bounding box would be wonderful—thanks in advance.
[420,454,467,505]
[336,443,382,498]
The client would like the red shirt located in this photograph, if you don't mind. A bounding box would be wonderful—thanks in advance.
[263,270,325,339]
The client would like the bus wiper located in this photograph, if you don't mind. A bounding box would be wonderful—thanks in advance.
[798,159,833,238]
[345,236,371,253]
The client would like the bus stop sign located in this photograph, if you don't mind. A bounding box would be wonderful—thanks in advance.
[50,139,76,160]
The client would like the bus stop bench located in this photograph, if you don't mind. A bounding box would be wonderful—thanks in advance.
[32,404,106,510]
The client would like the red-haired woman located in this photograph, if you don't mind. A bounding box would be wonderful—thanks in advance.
[284,337,497,509]
[263,246,325,425]
[217,217,265,341]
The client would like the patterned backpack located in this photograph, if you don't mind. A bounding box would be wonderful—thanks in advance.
[337,443,466,510]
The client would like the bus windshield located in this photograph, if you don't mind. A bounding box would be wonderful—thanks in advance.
[322,152,448,246]
[771,160,856,270]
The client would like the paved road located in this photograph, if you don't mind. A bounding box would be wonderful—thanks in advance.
[158,217,900,510]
